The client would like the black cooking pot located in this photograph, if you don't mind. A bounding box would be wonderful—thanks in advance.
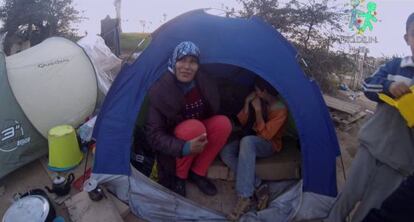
[45,173,74,196]
[2,188,56,222]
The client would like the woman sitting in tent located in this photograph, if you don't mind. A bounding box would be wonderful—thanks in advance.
[220,77,288,220]
[145,41,232,197]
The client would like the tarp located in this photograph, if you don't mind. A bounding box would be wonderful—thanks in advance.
[93,9,340,197]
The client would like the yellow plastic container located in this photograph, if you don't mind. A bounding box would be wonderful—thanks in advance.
[48,125,83,171]
[379,86,414,128]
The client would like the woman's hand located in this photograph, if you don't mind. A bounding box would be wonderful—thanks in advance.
[251,97,262,111]
[389,82,411,99]
[189,133,208,154]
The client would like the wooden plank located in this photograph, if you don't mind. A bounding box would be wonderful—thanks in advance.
[255,144,301,181]
[330,114,346,124]
[323,95,361,115]
[108,191,130,218]
[343,111,367,125]
[65,191,123,222]
[186,180,237,215]
[207,159,229,180]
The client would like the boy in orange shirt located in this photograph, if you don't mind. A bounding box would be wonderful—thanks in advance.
[220,77,288,220]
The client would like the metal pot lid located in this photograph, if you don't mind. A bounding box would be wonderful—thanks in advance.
[53,175,66,185]
[2,195,50,222]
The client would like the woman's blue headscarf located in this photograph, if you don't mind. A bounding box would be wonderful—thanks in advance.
[168,41,200,74]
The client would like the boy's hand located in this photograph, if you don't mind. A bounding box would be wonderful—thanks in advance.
[389,82,411,98]
[189,133,208,154]
[245,92,257,104]
[251,97,262,111]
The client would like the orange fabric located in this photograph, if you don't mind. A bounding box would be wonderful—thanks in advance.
[237,107,288,152]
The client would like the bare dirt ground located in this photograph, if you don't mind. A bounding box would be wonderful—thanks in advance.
[0,155,144,222]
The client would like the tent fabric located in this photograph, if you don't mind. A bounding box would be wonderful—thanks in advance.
[128,168,226,221]
[6,37,98,138]
[93,9,340,197]
[0,52,47,178]
[240,181,335,221]
[1,37,98,179]
[90,170,333,221]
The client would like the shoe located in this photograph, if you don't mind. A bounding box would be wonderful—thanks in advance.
[173,177,186,197]
[189,171,217,196]
[227,196,254,221]
[255,183,270,211]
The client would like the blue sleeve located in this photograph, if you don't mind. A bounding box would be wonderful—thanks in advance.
[362,61,395,102]
[182,142,191,156]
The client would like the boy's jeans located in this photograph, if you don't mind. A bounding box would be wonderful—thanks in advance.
[220,135,274,197]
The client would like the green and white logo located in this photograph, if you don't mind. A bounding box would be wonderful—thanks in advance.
[0,120,30,152]
[349,0,378,35]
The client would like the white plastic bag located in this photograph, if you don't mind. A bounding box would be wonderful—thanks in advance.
[77,35,122,94]
[77,116,97,142]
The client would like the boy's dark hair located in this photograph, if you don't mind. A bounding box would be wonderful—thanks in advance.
[255,77,279,97]
[407,13,414,32]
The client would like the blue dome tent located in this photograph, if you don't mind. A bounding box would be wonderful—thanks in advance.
[90,9,340,221]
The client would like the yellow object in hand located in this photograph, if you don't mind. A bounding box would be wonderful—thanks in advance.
[378,86,414,128]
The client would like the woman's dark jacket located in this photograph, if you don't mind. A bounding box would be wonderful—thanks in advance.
[145,71,220,188]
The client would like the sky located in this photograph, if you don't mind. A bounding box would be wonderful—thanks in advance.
[73,0,414,58]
